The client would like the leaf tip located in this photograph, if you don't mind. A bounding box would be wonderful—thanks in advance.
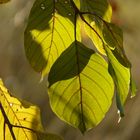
[79,127,86,134]
[117,110,124,123]
[80,129,86,135]
[78,121,86,134]
[39,74,44,83]
[117,116,121,124]
[130,95,135,99]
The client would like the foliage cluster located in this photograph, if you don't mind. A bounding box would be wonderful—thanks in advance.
[0,0,136,139]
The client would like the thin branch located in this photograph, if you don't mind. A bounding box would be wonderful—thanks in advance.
[81,11,123,50]
[70,0,105,45]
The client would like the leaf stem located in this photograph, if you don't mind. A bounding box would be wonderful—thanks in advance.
[70,0,105,45]
[70,0,86,132]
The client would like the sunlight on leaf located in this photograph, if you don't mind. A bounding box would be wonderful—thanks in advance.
[102,21,133,117]
[81,0,112,54]
[24,0,81,77]
[80,0,112,21]
[0,79,63,140]
[103,22,123,50]
[103,22,131,67]
[24,0,136,134]
[105,46,130,114]
[48,41,114,133]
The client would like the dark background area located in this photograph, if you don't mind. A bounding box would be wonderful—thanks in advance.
[0,0,140,139]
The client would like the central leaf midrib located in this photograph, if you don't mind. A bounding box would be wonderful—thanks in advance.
[46,3,56,70]
[74,41,86,131]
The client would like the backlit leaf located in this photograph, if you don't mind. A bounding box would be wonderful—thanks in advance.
[0,79,63,140]
[105,46,130,116]
[48,41,114,133]
[103,22,131,67]
[80,0,112,54]
[103,23,123,49]
[24,0,81,77]
[24,0,136,133]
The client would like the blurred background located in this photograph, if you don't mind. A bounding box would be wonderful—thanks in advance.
[0,0,140,139]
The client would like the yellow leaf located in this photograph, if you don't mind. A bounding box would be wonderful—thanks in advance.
[0,79,63,140]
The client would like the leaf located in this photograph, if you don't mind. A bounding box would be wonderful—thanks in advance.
[103,23,123,50]
[24,0,135,133]
[0,0,10,4]
[80,0,112,22]
[0,79,63,140]
[80,0,112,54]
[24,0,81,77]
[48,41,114,133]
[103,22,131,67]
[102,22,131,116]
[108,63,124,117]
[105,46,130,113]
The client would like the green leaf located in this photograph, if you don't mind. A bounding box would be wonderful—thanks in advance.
[102,22,131,115]
[108,64,124,118]
[105,46,130,107]
[103,22,131,67]
[0,79,63,140]
[48,41,114,133]
[24,0,81,77]
[80,0,112,22]
[24,0,135,133]
[103,23,123,50]
[0,0,10,4]
[80,0,112,54]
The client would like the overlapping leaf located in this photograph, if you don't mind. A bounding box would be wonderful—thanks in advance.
[102,22,132,116]
[24,0,136,134]
[79,0,112,54]
[48,41,114,133]
[104,46,130,116]
[83,7,133,116]
[0,79,63,140]
[24,0,81,77]
[103,22,131,67]
[80,0,112,21]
